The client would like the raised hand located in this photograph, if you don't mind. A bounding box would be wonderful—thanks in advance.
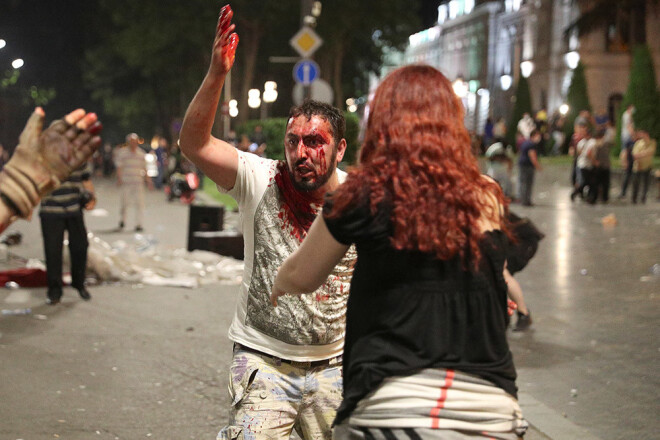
[0,108,102,218]
[210,4,239,75]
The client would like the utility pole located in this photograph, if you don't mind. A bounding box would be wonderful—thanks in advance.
[301,0,315,101]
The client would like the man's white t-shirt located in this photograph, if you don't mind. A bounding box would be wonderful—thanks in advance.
[219,151,355,361]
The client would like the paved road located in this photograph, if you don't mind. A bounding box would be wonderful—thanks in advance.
[0,163,658,440]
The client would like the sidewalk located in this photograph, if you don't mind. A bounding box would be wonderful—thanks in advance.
[1,164,657,439]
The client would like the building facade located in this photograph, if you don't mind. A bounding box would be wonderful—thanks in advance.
[373,0,660,133]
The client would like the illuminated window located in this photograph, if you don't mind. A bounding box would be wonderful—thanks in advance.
[438,4,448,23]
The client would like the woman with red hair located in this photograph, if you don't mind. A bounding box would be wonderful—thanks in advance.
[271,65,527,439]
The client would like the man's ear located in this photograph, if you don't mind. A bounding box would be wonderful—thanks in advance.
[335,138,347,163]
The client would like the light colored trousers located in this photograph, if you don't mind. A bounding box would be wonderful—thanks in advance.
[217,345,343,440]
[119,183,145,227]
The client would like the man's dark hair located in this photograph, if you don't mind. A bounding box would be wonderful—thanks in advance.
[530,129,541,138]
[288,100,345,145]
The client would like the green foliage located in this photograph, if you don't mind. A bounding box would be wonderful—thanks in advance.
[343,112,361,165]
[0,69,20,89]
[617,45,660,154]
[506,73,532,146]
[237,119,288,160]
[202,176,238,211]
[315,0,423,105]
[23,86,56,107]
[563,62,592,145]
[83,0,219,141]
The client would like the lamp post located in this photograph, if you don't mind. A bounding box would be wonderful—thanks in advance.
[452,76,468,98]
[261,81,278,120]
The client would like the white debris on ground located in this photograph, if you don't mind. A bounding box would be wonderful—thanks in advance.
[84,233,243,288]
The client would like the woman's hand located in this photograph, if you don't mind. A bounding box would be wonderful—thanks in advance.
[270,284,288,307]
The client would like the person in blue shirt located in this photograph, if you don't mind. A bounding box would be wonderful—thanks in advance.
[517,129,543,206]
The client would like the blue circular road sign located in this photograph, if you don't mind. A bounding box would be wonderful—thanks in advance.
[293,60,320,85]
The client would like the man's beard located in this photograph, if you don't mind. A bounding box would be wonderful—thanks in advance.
[287,148,337,192]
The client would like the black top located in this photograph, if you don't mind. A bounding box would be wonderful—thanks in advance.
[323,191,517,425]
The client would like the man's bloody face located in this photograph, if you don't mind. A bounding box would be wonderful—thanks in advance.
[284,115,340,192]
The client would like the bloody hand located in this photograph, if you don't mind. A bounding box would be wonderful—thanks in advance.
[211,4,239,75]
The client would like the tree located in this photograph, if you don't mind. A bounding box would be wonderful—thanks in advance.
[564,61,591,138]
[617,45,660,153]
[83,0,423,139]
[84,0,220,142]
[315,0,421,108]
[506,72,532,147]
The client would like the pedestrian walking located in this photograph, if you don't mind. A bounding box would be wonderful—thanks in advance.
[115,133,152,231]
[178,6,355,439]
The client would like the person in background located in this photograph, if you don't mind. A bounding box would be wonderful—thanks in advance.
[517,112,535,140]
[483,117,494,150]
[39,164,96,305]
[493,117,507,144]
[272,65,527,440]
[592,127,612,203]
[249,124,267,156]
[630,129,657,204]
[0,108,102,234]
[549,112,566,156]
[618,104,635,199]
[486,141,514,198]
[568,122,589,193]
[152,136,168,189]
[518,129,542,206]
[571,128,598,204]
[115,133,153,231]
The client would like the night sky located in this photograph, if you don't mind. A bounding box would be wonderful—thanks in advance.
[0,0,441,145]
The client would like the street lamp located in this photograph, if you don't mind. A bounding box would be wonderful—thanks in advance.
[229,99,238,118]
[520,60,534,78]
[261,81,278,120]
[499,74,512,91]
[346,98,357,113]
[564,51,580,70]
[452,77,468,98]
[248,89,261,109]
[11,58,23,69]
[263,81,278,103]
[0,39,6,50]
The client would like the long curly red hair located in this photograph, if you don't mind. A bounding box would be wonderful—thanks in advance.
[327,65,508,265]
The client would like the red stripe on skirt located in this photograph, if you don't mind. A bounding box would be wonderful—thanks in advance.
[430,369,455,428]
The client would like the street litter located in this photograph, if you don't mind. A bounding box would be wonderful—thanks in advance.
[1,308,32,316]
[84,233,243,287]
[601,213,617,227]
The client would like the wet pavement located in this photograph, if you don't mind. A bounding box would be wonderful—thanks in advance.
[0,162,658,440]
